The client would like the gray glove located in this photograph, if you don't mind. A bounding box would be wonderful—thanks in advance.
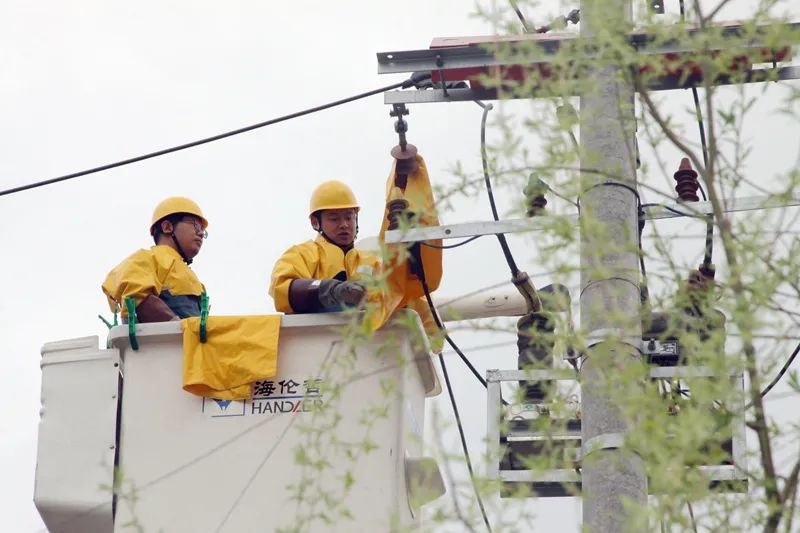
[318,279,366,309]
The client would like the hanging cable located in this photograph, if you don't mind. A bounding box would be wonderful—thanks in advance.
[640,202,696,218]
[438,352,493,533]
[687,500,700,533]
[477,101,520,277]
[508,0,532,32]
[412,249,493,532]
[0,77,423,198]
[507,2,580,33]
[678,0,715,272]
[692,87,715,270]
[421,235,483,249]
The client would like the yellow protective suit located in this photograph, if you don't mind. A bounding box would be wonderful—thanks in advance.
[182,315,281,400]
[270,235,379,313]
[102,245,205,318]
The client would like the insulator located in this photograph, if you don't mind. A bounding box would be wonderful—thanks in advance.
[386,188,410,230]
[524,174,549,217]
[674,157,700,202]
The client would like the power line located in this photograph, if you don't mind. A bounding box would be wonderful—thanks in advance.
[437,352,493,533]
[476,101,521,277]
[1,77,421,198]
[417,264,494,532]
[678,0,715,271]
[421,235,483,249]
[508,0,532,32]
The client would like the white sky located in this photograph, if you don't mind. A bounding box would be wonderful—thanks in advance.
[1,1,798,532]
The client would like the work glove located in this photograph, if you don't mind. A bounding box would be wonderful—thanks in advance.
[318,279,366,309]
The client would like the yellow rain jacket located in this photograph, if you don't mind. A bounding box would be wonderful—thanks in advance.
[102,245,205,319]
[270,236,379,313]
[182,315,282,400]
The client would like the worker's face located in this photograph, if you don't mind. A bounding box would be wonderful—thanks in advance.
[313,208,358,247]
[168,215,206,259]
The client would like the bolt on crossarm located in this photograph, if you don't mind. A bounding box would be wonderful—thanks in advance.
[578,0,648,530]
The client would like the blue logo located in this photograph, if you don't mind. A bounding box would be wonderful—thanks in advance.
[214,399,232,410]
[202,397,245,417]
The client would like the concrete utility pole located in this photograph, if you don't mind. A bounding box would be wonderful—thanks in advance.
[579,0,648,530]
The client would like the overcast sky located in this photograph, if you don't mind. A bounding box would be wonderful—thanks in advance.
[1,1,798,532]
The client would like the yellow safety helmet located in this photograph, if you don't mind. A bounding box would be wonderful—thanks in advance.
[309,180,360,216]
[150,196,208,235]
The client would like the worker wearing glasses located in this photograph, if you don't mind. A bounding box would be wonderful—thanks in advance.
[102,196,209,322]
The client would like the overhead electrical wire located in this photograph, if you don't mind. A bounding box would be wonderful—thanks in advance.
[414,257,493,533]
[641,202,696,218]
[0,77,422,198]
[678,0,715,270]
[476,101,521,278]
[508,0,532,32]
[437,349,493,533]
[421,235,483,249]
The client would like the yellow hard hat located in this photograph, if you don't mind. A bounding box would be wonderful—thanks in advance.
[150,196,208,235]
[309,180,360,216]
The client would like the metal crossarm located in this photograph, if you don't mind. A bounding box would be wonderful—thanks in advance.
[384,192,800,243]
[378,22,799,75]
[383,66,800,103]
[377,22,800,103]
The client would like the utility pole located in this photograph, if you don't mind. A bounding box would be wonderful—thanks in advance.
[579,0,648,530]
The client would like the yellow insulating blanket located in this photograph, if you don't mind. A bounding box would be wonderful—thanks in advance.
[364,154,443,339]
[182,315,281,400]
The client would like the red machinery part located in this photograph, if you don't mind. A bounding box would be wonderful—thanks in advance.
[427,22,791,90]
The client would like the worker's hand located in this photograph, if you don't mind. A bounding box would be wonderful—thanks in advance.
[335,281,367,307]
[319,279,366,309]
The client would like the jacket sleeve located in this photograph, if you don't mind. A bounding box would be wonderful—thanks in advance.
[101,249,161,315]
[269,244,317,313]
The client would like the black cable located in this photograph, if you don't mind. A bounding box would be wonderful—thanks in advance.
[421,235,483,249]
[581,181,652,306]
[508,0,532,32]
[413,253,493,532]
[679,0,715,270]
[639,207,650,307]
[0,78,415,198]
[691,86,715,268]
[687,500,699,533]
[641,202,696,218]
[478,102,521,277]
[437,353,493,533]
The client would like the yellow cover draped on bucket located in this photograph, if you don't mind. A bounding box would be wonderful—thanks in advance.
[181,315,281,400]
[366,154,443,334]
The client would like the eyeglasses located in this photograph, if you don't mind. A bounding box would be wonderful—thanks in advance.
[179,217,208,239]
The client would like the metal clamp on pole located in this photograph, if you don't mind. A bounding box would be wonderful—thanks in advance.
[581,432,627,460]
[585,327,643,353]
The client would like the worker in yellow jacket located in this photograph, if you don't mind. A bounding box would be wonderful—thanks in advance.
[270,180,376,313]
[102,196,209,322]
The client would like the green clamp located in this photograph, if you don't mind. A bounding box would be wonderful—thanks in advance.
[98,311,118,330]
[199,292,209,343]
[124,297,139,351]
